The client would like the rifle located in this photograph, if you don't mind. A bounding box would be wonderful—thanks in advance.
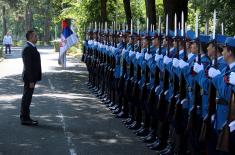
[186,36,202,134]
[173,26,188,132]
[97,28,105,96]
[216,90,235,152]
[118,31,127,97]
[157,33,170,121]
[125,35,135,101]
[148,33,162,107]
[91,30,99,89]
[110,26,117,103]
[99,31,105,96]
[132,34,142,103]
[140,18,151,103]
[104,34,109,95]
[94,30,101,91]
[167,34,180,121]
[88,31,95,87]
[141,56,150,102]
[106,31,113,99]
[157,15,170,122]
[199,40,217,143]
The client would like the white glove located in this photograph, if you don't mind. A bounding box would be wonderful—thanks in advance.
[208,67,221,78]
[229,72,235,86]
[136,52,142,60]
[94,41,98,46]
[179,60,189,69]
[163,56,172,64]
[145,53,152,61]
[173,58,179,68]
[155,54,163,62]
[129,50,134,57]
[122,49,126,55]
[88,40,92,45]
[193,62,204,73]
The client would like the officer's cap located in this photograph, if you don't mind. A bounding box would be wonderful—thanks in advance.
[199,35,210,44]
[225,37,235,48]
[186,30,196,41]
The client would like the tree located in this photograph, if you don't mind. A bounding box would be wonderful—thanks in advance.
[2,6,7,37]
[101,0,107,24]
[145,0,156,29]
[123,0,132,29]
[163,0,188,30]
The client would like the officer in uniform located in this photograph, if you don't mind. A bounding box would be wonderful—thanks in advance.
[135,31,157,137]
[147,30,176,151]
[192,35,228,155]
[123,32,143,127]
[142,32,162,143]
[127,32,148,130]
[208,37,235,155]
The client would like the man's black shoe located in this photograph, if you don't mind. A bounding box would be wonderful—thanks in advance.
[136,128,149,137]
[122,117,131,123]
[148,141,166,151]
[123,118,134,125]
[142,133,156,143]
[109,104,118,110]
[146,138,160,147]
[112,108,121,114]
[107,102,115,108]
[21,119,38,126]
[128,121,141,130]
[116,111,128,118]
[156,144,172,155]
[134,126,144,134]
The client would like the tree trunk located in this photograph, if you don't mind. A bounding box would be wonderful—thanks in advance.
[101,0,107,25]
[145,0,156,30]
[44,17,51,45]
[2,6,7,37]
[163,0,188,30]
[25,2,33,31]
[44,0,51,44]
[204,0,209,35]
[123,0,132,30]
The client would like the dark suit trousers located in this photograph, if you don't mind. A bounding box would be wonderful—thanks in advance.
[20,82,35,119]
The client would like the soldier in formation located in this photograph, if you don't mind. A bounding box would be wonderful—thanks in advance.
[82,11,235,155]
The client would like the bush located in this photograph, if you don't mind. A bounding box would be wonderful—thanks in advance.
[13,40,25,46]
[52,40,60,52]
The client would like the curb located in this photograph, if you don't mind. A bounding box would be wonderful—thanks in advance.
[0,57,4,62]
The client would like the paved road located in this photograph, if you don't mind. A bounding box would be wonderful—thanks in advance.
[0,47,156,155]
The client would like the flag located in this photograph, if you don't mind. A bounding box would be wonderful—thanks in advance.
[60,20,79,58]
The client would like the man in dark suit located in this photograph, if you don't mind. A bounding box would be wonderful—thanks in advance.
[20,30,42,126]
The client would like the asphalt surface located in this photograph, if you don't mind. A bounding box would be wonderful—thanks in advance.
[0,47,156,155]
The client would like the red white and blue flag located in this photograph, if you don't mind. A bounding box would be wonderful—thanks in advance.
[60,20,79,58]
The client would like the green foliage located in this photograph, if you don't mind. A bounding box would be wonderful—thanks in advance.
[188,0,235,36]
[1,0,234,46]
[52,40,60,52]
[0,0,62,43]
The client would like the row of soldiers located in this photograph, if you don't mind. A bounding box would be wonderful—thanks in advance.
[82,20,235,155]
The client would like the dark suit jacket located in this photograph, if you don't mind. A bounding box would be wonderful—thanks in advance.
[22,42,42,83]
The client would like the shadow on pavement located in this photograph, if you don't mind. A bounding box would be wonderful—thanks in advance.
[0,52,156,155]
